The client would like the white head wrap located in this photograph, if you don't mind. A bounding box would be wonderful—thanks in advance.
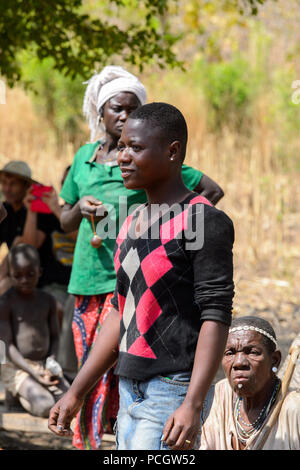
[83,65,147,141]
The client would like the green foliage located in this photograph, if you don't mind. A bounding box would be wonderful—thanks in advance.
[0,0,270,86]
[21,53,86,146]
[0,0,274,145]
[238,0,267,16]
[0,0,181,86]
[192,56,256,132]
[174,0,271,62]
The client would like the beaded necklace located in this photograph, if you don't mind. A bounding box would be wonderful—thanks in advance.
[234,378,281,445]
[96,142,118,165]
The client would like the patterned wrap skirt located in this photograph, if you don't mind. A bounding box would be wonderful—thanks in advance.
[72,293,119,450]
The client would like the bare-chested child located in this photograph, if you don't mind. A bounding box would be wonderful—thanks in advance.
[0,244,69,417]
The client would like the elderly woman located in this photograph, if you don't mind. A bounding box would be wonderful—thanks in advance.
[59,66,221,450]
[199,316,300,450]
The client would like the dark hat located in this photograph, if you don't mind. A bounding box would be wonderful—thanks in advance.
[0,161,38,184]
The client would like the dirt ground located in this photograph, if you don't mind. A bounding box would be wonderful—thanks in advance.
[0,429,76,450]
[0,429,115,451]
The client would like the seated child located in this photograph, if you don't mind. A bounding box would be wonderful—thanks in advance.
[0,243,69,417]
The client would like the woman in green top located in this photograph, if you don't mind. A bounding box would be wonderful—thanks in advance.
[59,66,224,450]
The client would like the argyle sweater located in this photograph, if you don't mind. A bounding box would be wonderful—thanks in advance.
[111,193,234,381]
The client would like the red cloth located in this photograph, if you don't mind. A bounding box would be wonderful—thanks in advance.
[72,293,119,449]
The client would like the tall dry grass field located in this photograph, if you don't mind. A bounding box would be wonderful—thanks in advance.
[147,78,300,281]
[0,84,299,313]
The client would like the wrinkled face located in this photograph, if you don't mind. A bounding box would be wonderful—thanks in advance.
[222,330,276,398]
[0,173,28,206]
[102,92,141,140]
[117,118,173,190]
[10,254,40,295]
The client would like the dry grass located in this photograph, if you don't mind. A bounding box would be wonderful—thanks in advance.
[0,88,75,189]
[0,85,299,301]
[146,77,300,293]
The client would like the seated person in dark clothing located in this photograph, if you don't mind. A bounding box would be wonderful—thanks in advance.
[0,244,70,417]
[39,165,77,279]
[0,161,71,302]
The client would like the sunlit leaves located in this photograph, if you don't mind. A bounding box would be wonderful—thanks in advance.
[0,0,180,85]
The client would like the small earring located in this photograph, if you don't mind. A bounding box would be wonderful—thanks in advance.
[272,366,278,373]
[170,157,174,161]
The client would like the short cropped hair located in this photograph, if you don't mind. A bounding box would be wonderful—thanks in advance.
[231,316,277,354]
[8,243,40,270]
[128,102,188,161]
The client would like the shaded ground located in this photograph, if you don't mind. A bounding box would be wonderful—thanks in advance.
[0,429,75,450]
[0,428,115,451]
[0,419,116,450]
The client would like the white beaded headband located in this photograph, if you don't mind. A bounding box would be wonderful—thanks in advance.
[229,325,277,347]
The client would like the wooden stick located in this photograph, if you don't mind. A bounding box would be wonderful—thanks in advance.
[90,214,96,234]
[254,343,300,449]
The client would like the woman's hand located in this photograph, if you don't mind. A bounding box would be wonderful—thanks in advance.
[60,197,106,233]
[79,196,106,222]
[48,390,84,437]
[48,306,120,438]
[162,402,201,450]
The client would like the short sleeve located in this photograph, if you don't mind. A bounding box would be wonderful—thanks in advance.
[59,151,81,205]
[186,204,235,326]
[181,164,203,190]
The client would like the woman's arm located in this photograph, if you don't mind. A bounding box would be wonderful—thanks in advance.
[193,174,224,205]
[162,320,228,450]
[48,306,120,436]
[60,196,104,233]
[60,203,82,233]
[162,208,234,450]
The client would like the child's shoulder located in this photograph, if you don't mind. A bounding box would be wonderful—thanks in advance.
[0,288,18,316]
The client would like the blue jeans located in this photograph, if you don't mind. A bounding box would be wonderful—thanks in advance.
[115,372,205,450]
